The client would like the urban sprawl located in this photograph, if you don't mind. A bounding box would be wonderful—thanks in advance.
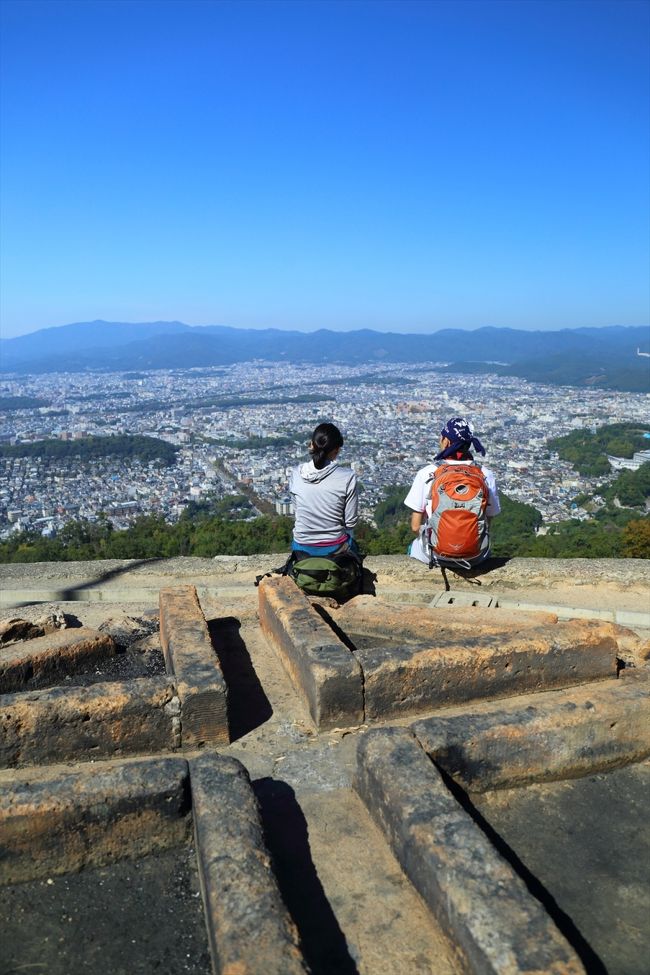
[1,361,649,540]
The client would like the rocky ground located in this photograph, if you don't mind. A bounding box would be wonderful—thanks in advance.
[1,555,648,974]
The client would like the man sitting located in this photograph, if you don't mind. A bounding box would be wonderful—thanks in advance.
[404,417,500,568]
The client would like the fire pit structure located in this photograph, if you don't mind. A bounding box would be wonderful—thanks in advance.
[1,554,648,975]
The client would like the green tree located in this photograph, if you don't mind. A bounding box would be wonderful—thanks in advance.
[0,434,178,466]
[621,519,650,558]
[374,486,411,528]
[601,463,650,508]
[548,423,649,476]
[490,496,543,557]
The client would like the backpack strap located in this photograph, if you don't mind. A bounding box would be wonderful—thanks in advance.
[254,551,297,587]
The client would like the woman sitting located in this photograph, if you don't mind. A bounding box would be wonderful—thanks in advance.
[289,422,359,556]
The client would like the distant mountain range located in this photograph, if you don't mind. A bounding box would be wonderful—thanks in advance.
[1,320,648,392]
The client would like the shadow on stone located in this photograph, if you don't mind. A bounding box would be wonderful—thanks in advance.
[451,556,512,583]
[254,778,360,975]
[10,557,172,608]
[360,566,377,597]
[208,617,272,741]
[310,604,362,655]
[437,764,608,975]
[62,613,83,628]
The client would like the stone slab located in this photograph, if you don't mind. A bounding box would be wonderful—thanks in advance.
[258,576,363,730]
[0,627,116,693]
[616,609,650,628]
[330,594,560,635]
[496,597,650,628]
[355,618,621,721]
[159,586,228,747]
[433,589,649,630]
[0,676,178,768]
[0,616,53,645]
[354,727,584,975]
[190,753,308,975]
[0,757,191,884]
[413,669,650,791]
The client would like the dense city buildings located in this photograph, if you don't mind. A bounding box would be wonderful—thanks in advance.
[1,361,648,540]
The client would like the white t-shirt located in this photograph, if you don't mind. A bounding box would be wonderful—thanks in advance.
[404,459,500,564]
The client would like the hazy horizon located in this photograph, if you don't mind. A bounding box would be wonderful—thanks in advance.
[3,318,650,342]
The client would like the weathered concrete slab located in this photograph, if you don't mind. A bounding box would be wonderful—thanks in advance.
[355,618,622,721]
[430,588,648,623]
[190,753,309,975]
[430,590,497,609]
[159,586,228,747]
[3,554,647,595]
[0,627,116,693]
[0,676,178,768]
[330,595,560,635]
[258,577,363,730]
[413,669,650,791]
[0,757,191,884]
[354,727,584,975]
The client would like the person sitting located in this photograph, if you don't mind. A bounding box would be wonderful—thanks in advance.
[289,422,359,557]
[404,416,500,568]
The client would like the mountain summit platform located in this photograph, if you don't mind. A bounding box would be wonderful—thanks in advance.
[2,553,649,622]
[1,555,649,975]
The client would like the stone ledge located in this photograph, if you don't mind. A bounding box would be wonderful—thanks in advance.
[0,756,191,885]
[412,669,650,791]
[355,618,621,721]
[190,753,308,975]
[0,676,177,768]
[0,627,116,694]
[354,727,584,975]
[159,586,228,747]
[258,576,363,730]
[1,555,647,594]
[329,595,560,632]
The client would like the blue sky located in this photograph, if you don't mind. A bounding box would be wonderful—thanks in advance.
[1,0,649,338]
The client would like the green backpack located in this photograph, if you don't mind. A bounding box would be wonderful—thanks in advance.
[288,551,362,600]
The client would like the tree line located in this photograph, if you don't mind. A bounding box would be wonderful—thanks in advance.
[0,434,179,465]
[548,423,649,476]
[2,485,648,563]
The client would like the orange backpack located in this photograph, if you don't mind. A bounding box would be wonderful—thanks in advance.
[424,462,490,567]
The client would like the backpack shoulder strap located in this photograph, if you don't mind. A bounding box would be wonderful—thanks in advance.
[254,551,297,587]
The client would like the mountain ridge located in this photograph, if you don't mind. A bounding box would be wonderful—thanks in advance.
[1,320,648,391]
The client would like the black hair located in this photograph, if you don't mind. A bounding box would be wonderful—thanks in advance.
[453,443,474,461]
[309,422,344,470]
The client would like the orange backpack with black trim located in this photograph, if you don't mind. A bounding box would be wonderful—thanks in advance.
[424,462,490,567]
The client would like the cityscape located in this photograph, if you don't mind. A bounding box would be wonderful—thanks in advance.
[1,361,649,541]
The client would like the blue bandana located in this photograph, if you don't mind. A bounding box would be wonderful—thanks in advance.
[435,417,486,461]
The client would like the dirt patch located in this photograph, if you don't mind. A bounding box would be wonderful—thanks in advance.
[54,644,167,688]
[9,646,167,691]
[0,844,211,975]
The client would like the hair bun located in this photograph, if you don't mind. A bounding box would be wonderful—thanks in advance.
[309,422,344,470]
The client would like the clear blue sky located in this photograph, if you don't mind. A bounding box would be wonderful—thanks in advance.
[1,0,649,338]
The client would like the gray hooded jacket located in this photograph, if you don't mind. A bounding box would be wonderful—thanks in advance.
[289,460,359,545]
